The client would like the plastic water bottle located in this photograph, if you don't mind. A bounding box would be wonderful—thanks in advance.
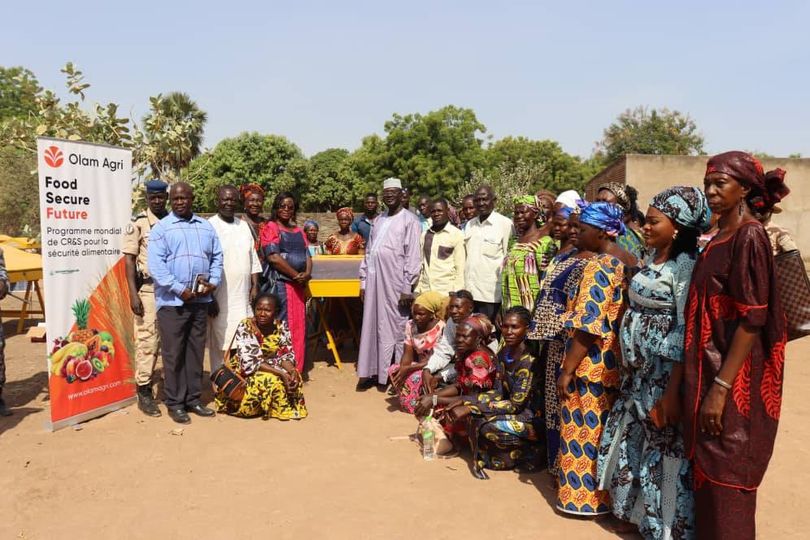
[422,413,435,461]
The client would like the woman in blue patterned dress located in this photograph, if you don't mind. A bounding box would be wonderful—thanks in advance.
[597,187,711,539]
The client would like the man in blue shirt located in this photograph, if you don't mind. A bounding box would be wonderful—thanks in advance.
[351,192,379,243]
[148,182,223,424]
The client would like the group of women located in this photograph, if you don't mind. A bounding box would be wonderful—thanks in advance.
[386,151,791,540]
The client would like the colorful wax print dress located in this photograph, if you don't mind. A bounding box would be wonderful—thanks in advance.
[464,350,543,470]
[501,236,557,312]
[386,319,445,413]
[556,254,625,516]
[683,222,786,539]
[325,232,366,255]
[529,249,591,474]
[214,318,307,420]
[597,253,696,539]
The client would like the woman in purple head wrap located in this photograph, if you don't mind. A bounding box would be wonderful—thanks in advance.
[683,151,788,539]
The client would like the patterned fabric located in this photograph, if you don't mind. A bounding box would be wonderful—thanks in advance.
[617,228,646,261]
[556,254,625,516]
[324,232,365,255]
[336,207,354,220]
[386,319,445,413]
[214,317,307,420]
[464,351,543,470]
[529,249,591,472]
[693,474,757,540]
[307,242,325,257]
[597,253,696,539]
[683,222,786,494]
[650,186,712,232]
[765,223,798,256]
[598,182,631,213]
[501,236,558,312]
[579,201,626,238]
[456,350,496,394]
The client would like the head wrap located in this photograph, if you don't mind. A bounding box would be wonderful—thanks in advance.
[460,313,494,342]
[413,291,449,321]
[556,206,574,220]
[303,219,319,231]
[335,207,354,220]
[705,151,789,213]
[555,190,582,210]
[578,201,626,238]
[650,186,712,232]
[383,177,403,190]
[598,182,631,213]
[513,194,540,212]
[240,183,265,201]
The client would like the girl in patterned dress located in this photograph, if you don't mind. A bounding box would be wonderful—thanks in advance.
[214,293,307,420]
[324,207,366,255]
[597,187,711,538]
[555,202,628,517]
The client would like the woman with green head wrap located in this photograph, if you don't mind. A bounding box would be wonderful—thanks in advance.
[501,194,558,315]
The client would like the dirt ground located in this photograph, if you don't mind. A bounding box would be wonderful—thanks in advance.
[0,319,808,539]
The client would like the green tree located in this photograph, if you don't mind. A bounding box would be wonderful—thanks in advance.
[187,132,305,211]
[343,134,392,201]
[595,106,704,163]
[0,148,37,235]
[134,91,207,182]
[381,105,487,197]
[302,148,355,211]
[456,160,548,215]
[486,136,591,193]
[0,66,42,122]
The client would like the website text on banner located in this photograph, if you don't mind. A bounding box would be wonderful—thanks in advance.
[37,137,136,430]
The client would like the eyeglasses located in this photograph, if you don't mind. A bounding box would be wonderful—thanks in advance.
[277,204,295,210]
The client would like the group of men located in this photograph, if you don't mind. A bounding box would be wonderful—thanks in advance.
[356,177,513,390]
[123,180,261,425]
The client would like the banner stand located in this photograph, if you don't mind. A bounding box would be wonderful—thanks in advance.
[47,396,136,432]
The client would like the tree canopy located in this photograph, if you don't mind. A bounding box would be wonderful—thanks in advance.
[595,106,705,163]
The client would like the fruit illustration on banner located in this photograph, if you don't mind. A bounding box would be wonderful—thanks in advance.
[48,298,116,384]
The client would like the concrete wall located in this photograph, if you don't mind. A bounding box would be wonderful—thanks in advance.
[586,154,810,264]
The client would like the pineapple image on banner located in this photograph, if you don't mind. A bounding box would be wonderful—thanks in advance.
[37,137,136,430]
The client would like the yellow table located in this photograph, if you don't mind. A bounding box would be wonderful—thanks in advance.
[307,255,363,369]
[0,244,45,332]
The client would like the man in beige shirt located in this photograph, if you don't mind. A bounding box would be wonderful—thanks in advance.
[463,185,514,321]
[416,198,465,295]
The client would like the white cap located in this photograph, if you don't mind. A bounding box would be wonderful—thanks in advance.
[555,189,582,209]
[383,177,403,190]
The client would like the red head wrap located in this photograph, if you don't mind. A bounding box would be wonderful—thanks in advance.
[705,151,789,212]
[239,183,265,201]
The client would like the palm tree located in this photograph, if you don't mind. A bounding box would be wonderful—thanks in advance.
[140,91,207,181]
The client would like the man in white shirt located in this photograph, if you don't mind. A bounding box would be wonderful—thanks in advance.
[416,198,465,296]
[463,185,514,321]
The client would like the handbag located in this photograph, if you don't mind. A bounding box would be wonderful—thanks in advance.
[210,333,247,402]
[774,249,810,341]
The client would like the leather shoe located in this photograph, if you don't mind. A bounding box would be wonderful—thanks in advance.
[355,378,376,392]
[186,404,215,417]
[168,408,191,424]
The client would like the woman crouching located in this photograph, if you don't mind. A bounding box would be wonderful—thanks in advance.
[214,293,307,420]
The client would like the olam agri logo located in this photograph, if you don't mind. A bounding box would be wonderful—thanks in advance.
[44,145,64,168]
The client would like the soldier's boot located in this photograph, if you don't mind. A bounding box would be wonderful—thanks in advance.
[137,384,161,417]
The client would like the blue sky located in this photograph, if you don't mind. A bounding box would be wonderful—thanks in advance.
[4,0,809,158]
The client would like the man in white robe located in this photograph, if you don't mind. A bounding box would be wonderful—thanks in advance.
[208,185,262,372]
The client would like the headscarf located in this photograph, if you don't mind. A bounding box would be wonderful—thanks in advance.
[598,182,631,214]
[705,151,789,213]
[303,219,319,231]
[556,206,574,220]
[514,194,540,212]
[460,313,494,343]
[413,291,449,321]
[555,189,582,210]
[240,183,265,201]
[578,201,626,238]
[650,186,712,232]
[336,207,354,220]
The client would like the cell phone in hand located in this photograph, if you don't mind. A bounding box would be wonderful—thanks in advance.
[194,273,210,294]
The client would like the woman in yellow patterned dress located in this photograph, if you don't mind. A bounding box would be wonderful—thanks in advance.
[555,202,628,516]
[214,293,307,420]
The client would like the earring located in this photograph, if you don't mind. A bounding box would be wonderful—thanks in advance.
[738,199,744,216]
[672,230,679,240]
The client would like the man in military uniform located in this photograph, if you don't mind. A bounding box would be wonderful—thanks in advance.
[123,180,169,417]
